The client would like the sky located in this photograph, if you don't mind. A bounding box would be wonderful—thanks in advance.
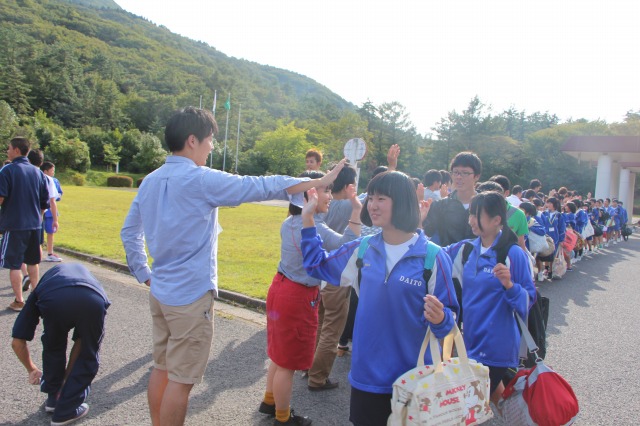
[115,0,640,135]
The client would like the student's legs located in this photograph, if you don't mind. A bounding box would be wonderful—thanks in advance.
[47,232,55,255]
[159,381,193,426]
[9,269,24,302]
[271,362,295,411]
[27,263,39,289]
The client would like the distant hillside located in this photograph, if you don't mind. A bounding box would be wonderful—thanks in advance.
[63,0,121,9]
[0,0,353,141]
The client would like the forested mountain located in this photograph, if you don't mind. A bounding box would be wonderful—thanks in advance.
[0,0,352,138]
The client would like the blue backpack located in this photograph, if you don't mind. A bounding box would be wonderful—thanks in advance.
[355,235,441,293]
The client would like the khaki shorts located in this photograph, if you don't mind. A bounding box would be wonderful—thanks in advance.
[149,291,215,384]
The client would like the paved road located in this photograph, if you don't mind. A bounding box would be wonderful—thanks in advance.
[1,236,638,425]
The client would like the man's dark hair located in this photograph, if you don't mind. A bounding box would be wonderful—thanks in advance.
[529,179,542,190]
[439,170,452,185]
[330,163,357,193]
[10,137,31,156]
[532,197,544,208]
[165,107,219,152]
[476,181,504,195]
[288,170,326,216]
[489,175,511,192]
[361,171,420,232]
[423,169,442,187]
[371,165,388,179]
[565,202,577,214]
[511,185,523,196]
[605,198,611,203]
[450,152,482,177]
[27,149,44,167]
[40,161,55,172]
[522,189,537,200]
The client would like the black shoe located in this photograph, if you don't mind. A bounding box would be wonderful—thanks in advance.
[22,276,31,292]
[258,402,276,416]
[308,378,339,392]
[274,409,312,425]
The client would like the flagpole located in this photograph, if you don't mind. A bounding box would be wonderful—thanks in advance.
[235,103,242,174]
[222,93,230,171]
[210,90,217,168]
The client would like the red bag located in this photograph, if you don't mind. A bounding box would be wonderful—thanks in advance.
[561,229,577,252]
[499,315,579,426]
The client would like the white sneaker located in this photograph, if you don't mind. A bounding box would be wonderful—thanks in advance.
[537,272,544,282]
[45,254,63,262]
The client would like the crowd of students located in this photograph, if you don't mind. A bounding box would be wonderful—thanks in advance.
[258,147,634,425]
[9,106,633,426]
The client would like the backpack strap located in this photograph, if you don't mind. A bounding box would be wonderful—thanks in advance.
[422,241,441,293]
[356,235,373,287]
[461,242,474,265]
[506,204,517,222]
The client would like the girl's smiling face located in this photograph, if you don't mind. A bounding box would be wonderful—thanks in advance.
[366,193,393,229]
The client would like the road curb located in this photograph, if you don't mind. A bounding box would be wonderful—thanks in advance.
[55,247,267,311]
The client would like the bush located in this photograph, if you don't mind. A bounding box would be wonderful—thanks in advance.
[71,172,85,186]
[106,175,133,188]
[136,177,145,188]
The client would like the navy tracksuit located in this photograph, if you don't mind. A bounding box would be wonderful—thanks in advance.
[12,264,110,421]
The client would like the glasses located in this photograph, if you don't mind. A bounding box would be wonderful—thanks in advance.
[451,170,475,177]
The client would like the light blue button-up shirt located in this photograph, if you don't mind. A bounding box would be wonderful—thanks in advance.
[121,155,306,306]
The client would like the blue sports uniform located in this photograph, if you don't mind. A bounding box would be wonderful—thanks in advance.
[444,235,536,369]
[301,227,459,395]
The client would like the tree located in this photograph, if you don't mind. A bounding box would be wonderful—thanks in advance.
[103,143,121,171]
[45,137,91,172]
[0,101,19,149]
[131,133,167,173]
[253,121,311,175]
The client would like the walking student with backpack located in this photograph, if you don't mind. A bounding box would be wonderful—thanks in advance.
[300,171,459,426]
[443,191,536,405]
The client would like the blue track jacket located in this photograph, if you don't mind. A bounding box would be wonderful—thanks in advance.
[543,211,566,244]
[444,234,536,368]
[301,227,459,394]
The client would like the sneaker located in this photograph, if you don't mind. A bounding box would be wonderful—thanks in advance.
[259,402,276,417]
[274,409,312,426]
[567,267,573,272]
[45,394,57,413]
[308,378,339,392]
[8,299,25,311]
[537,272,544,282]
[51,403,89,425]
[45,254,63,262]
[22,275,31,292]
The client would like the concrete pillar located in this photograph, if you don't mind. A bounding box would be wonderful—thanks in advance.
[610,161,621,199]
[628,173,636,221]
[595,154,612,200]
[619,168,630,208]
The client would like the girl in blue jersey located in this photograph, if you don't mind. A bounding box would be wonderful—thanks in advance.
[444,191,536,405]
[300,171,459,426]
[261,170,362,426]
[542,197,566,279]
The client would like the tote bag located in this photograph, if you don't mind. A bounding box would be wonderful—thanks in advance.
[388,324,493,426]
[581,221,594,239]
[553,249,567,278]
[528,232,549,254]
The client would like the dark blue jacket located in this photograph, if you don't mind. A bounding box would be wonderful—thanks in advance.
[0,157,50,231]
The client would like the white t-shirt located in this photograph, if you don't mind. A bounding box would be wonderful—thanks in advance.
[45,175,59,200]
[384,234,419,274]
[506,194,522,207]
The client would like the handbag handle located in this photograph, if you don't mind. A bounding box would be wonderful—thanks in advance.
[417,324,469,368]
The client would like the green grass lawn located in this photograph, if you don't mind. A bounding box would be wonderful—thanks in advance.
[56,186,284,299]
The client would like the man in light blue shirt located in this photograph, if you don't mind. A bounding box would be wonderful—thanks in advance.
[121,107,344,426]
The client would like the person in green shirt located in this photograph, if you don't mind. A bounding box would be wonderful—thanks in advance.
[479,177,529,251]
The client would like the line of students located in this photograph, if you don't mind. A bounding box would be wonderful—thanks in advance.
[261,168,536,426]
